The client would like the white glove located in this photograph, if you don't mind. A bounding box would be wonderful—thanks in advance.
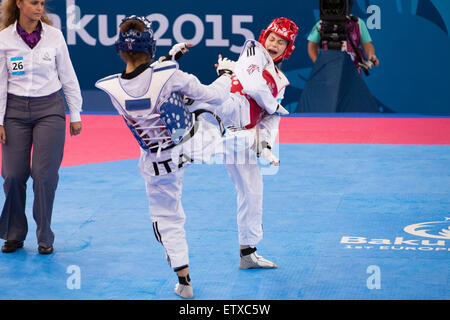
[216,56,235,76]
[168,43,189,60]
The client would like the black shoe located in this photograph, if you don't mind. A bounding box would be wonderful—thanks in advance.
[38,245,54,255]
[1,240,24,253]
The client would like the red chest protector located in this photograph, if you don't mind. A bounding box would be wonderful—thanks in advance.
[231,70,279,129]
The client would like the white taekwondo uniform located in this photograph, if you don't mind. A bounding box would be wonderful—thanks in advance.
[210,40,290,246]
[96,60,253,269]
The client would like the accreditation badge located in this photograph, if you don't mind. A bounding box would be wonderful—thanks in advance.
[10,56,25,75]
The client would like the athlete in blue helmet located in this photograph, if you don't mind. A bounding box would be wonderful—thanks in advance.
[96,16,253,299]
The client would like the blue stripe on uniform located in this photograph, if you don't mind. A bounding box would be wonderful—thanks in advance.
[96,74,119,84]
[153,65,177,73]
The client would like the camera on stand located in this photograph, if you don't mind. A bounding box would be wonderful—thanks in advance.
[319,0,373,75]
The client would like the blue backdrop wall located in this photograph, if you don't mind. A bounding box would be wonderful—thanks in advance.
[46,0,450,115]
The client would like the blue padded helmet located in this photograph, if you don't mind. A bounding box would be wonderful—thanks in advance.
[115,15,156,59]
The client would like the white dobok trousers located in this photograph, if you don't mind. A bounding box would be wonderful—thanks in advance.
[138,119,255,269]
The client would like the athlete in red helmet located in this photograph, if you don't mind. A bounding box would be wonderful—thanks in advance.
[258,17,299,62]
[230,17,299,269]
[212,17,300,269]
[181,17,299,270]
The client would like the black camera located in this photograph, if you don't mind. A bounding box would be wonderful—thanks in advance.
[319,0,372,75]
[319,0,354,50]
[320,0,353,21]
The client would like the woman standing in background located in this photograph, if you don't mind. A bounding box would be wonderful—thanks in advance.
[0,0,83,254]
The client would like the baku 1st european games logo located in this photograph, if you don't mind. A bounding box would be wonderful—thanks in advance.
[403,218,450,240]
[340,218,450,252]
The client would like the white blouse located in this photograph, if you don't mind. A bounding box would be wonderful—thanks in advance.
[0,21,82,124]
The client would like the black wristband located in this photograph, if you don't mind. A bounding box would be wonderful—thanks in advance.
[218,69,233,77]
[160,50,184,62]
[160,55,171,62]
[174,51,184,60]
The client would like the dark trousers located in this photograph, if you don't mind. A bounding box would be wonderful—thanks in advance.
[0,92,66,247]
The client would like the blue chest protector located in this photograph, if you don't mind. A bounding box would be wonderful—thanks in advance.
[158,92,194,145]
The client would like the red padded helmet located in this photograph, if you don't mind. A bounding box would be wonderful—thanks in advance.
[258,17,299,62]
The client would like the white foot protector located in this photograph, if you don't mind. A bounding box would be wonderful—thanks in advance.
[239,252,278,269]
[174,283,194,299]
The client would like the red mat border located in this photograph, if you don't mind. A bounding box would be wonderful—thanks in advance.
[1,115,448,168]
